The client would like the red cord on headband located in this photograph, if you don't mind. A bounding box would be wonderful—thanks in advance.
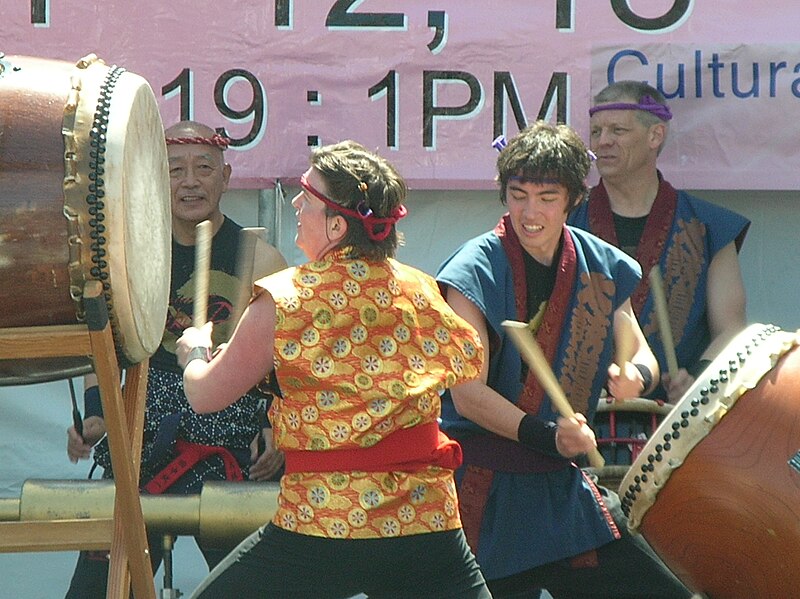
[165,133,231,149]
[300,172,407,241]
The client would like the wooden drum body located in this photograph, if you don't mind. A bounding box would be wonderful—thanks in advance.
[620,323,800,598]
[0,54,170,384]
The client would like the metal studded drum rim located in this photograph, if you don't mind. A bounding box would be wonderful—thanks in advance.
[85,65,129,362]
[619,323,795,529]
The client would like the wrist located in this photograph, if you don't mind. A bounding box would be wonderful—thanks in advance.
[184,346,211,369]
[633,363,654,395]
[83,385,103,419]
[517,414,560,457]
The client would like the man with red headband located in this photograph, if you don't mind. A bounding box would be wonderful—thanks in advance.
[64,121,287,598]
[175,140,491,598]
[568,81,749,463]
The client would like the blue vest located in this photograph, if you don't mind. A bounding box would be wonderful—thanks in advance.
[436,224,640,579]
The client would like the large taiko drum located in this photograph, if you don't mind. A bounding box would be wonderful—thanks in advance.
[620,323,800,598]
[0,54,171,384]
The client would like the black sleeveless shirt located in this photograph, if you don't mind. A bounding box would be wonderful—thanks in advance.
[150,217,243,373]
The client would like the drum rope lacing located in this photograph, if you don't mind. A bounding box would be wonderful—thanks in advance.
[86,64,127,360]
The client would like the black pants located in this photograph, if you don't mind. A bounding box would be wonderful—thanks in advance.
[487,490,694,599]
[64,530,231,599]
[190,524,491,599]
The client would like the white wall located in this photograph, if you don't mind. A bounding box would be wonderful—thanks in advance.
[1,185,798,598]
[696,190,800,330]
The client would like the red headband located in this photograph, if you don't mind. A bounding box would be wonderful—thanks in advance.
[299,172,407,241]
[165,133,231,149]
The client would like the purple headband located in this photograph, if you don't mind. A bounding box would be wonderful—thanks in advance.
[588,95,672,121]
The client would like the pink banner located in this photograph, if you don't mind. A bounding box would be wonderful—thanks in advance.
[3,1,799,189]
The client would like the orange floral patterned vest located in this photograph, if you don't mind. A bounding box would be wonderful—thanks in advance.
[255,249,483,539]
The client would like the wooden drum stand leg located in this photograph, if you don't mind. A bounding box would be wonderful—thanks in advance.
[84,282,155,599]
[0,280,155,599]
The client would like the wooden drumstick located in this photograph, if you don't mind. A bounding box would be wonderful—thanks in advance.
[228,227,263,340]
[193,220,212,329]
[648,266,679,378]
[502,320,605,468]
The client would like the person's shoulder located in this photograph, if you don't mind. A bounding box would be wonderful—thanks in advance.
[450,229,501,258]
[219,215,242,233]
[436,229,502,277]
[222,214,241,227]
[253,236,288,278]
[675,188,750,237]
[567,226,640,270]
[217,216,288,277]
[567,197,592,225]
[254,264,296,296]
[209,216,242,251]
[387,258,437,287]
[676,188,722,210]
[674,188,750,251]
[566,223,611,248]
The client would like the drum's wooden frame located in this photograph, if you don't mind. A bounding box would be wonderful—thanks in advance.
[0,281,155,599]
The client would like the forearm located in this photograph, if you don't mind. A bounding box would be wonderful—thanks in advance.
[451,381,598,459]
[179,293,276,413]
[449,379,527,441]
[608,350,660,399]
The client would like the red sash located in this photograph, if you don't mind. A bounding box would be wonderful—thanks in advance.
[144,439,243,494]
[284,422,462,474]
[459,465,495,553]
[495,215,578,415]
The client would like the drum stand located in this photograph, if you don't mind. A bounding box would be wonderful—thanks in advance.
[0,281,155,599]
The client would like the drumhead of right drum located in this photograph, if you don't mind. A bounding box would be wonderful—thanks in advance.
[619,323,800,597]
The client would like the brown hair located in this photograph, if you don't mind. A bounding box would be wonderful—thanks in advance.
[309,141,406,260]
[496,121,591,212]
